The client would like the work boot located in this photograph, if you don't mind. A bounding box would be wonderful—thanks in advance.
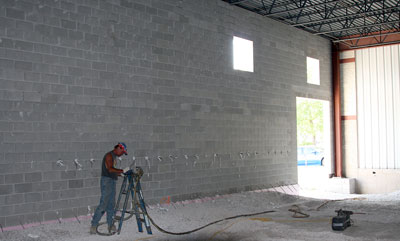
[89,226,97,235]
[108,224,117,233]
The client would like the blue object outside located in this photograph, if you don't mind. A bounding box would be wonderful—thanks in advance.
[297,146,324,166]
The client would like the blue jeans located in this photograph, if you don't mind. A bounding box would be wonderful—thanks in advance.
[91,176,116,227]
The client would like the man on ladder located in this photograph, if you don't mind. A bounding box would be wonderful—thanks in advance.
[90,142,129,234]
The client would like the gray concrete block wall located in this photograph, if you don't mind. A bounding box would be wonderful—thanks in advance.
[0,0,332,227]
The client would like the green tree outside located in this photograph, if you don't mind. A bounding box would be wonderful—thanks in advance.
[296,98,324,147]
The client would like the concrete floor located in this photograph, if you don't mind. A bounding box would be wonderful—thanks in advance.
[1,188,399,241]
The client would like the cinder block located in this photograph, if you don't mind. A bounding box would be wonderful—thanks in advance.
[91,61,106,70]
[5,214,26,227]
[5,173,23,184]
[68,30,84,41]
[67,86,83,95]
[77,5,92,15]
[68,67,84,77]
[120,0,133,8]
[34,24,52,38]
[0,59,14,68]
[0,185,13,195]
[15,84,35,97]
[60,170,76,180]
[24,172,42,183]
[34,201,52,212]
[51,45,67,56]
[77,187,98,197]
[42,191,60,201]
[24,72,41,82]
[34,43,51,53]
[49,65,65,75]
[61,1,75,11]
[24,212,43,224]
[16,20,34,32]
[32,182,50,192]
[60,188,78,200]
[41,73,59,83]
[52,199,69,209]
[153,141,175,149]
[25,192,42,203]
[59,76,74,86]
[68,49,83,58]
[4,90,23,101]
[0,15,16,28]
[83,87,99,96]
[0,216,4,227]
[52,27,68,39]
[13,203,34,215]
[325,177,356,194]
[32,122,50,131]
[83,178,98,187]
[52,180,68,190]
[6,8,25,20]
[0,122,13,131]
[153,188,167,198]
[77,22,91,32]
[23,92,41,102]
[14,40,33,51]
[43,210,58,221]
[84,33,99,44]
[68,179,83,189]
[15,183,32,193]
[50,84,67,94]
[61,19,76,30]
[42,171,61,181]
[59,207,76,219]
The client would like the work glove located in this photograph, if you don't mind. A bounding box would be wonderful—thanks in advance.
[123,167,133,175]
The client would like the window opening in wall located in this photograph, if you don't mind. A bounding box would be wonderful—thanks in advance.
[296,97,331,190]
[233,36,253,72]
[307,57,320,85]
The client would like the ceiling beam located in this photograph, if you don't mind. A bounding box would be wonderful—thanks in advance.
[228,0,251,5]
[333,30,400,42]
[345,40,400,49]
[224,0,399,41]
[314,20,400,35]
[292,6,400,27]
[264,0,345,17]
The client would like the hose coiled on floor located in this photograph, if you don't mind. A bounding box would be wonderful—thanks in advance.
[145,208,276,235]
[96,171,276,236]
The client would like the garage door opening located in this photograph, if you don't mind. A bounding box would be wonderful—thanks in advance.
[296,97,332,190]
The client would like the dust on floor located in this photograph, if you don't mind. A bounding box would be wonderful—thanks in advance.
[1,189,400,241]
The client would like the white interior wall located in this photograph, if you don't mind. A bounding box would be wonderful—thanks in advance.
[356,45,400,169]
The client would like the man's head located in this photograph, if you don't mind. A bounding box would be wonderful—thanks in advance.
[114,142,128,156]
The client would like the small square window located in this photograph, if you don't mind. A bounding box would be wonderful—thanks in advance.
[233,36,253,72]
[307,57,320,85]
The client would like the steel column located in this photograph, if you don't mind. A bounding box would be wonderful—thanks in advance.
[332,44,342,177]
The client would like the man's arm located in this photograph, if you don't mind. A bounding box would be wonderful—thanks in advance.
[104,153,123,174]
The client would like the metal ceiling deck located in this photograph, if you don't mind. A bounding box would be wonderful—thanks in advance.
[223,0,400,49]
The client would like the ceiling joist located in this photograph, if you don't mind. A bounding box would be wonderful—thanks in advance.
[223,0,400,49]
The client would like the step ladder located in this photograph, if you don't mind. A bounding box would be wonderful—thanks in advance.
[114,167,152,235]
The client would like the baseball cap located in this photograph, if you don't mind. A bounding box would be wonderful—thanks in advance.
[118,142,128,155]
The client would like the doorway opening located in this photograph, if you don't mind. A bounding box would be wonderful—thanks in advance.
[296,97,332,190]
